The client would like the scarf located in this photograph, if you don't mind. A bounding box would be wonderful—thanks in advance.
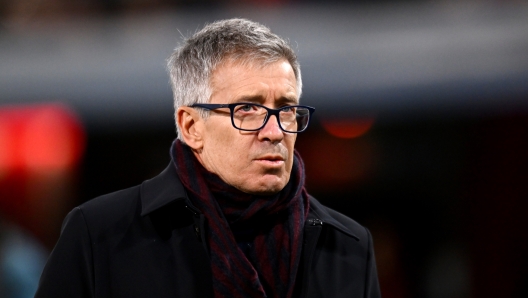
[171,140,309,298]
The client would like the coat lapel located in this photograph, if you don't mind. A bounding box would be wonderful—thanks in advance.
[138,163,214,297]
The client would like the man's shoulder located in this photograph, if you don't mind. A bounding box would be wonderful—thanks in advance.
[308,195,370,242]
[70,163,185,231]
[72,184,142,231]
[81,184,141,213]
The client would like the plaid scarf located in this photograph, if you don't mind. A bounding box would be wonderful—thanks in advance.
[171,140,309,298]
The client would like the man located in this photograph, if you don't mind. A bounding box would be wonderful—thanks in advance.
[36,18,381,298]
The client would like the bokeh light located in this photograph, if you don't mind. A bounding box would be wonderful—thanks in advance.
[321,117,376,139]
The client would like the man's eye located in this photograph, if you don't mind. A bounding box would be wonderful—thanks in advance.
[238,104,256,112]
[281,106,295,113]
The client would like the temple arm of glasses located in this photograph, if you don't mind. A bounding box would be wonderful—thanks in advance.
[190,104,229,110]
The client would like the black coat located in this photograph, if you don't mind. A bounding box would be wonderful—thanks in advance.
[36,164,381,298]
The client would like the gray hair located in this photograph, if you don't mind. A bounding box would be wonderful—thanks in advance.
[167,18,302,140]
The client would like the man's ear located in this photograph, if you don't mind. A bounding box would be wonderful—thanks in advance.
[177,107,204,150]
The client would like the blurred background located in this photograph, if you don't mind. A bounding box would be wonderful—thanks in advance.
[1,0,527,297]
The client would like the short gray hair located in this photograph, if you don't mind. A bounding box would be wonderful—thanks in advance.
[167,18,302,140]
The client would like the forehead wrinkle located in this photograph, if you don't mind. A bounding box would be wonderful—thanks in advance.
[209,59,298,105]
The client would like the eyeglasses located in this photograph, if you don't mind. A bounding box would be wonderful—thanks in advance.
[190,103,315,133]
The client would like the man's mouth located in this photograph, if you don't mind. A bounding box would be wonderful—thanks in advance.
[255,155,285,166]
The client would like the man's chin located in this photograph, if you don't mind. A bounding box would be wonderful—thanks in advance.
[238,175,289,195]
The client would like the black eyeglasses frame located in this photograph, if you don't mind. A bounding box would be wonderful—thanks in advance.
[190,103,315,133]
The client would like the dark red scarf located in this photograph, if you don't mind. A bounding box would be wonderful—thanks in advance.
[171,140,309,298]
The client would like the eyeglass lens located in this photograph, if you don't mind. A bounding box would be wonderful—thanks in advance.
[232,104,310,132]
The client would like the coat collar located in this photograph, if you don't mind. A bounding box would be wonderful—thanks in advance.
[140,164,188,216]
[140,162,360,241]
[307,196,360,241]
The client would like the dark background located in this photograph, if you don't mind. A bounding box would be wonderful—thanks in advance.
[1,0,528,297]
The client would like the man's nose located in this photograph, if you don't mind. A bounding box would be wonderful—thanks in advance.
[257,114,284,143]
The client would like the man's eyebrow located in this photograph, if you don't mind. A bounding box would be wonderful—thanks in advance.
[278,96,299,105]
[232,95,299,105]
[233,95,265,103]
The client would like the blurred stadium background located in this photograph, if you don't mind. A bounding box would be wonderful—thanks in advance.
[1,0,527,297]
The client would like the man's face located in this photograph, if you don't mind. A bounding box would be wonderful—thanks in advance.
[196,59,298,195]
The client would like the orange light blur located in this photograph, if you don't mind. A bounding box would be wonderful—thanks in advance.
[0,104,85,174]
[0,104,86,247]
[321,117,376,139]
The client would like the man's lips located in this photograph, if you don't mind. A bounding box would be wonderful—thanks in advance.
[256,155,285,161]
[254,155,285,166]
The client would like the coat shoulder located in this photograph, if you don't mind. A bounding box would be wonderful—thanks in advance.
[76,185,142,230]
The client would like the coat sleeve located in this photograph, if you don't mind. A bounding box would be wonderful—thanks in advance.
[365,228,382,298]
[35,207,95,298]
